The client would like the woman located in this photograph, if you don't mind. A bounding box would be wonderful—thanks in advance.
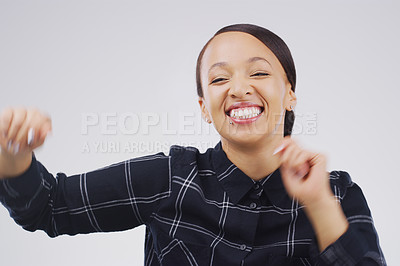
[0,24,385,265]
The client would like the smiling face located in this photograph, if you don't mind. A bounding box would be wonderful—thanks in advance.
[198,31,297,147]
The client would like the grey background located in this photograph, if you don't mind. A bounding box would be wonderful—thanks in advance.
[0,0,398,265]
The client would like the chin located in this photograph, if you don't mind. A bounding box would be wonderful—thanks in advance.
[222,130,270,147]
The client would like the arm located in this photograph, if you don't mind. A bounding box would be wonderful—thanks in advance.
[0,107,171,236]
[274,137,386,265]
[303,190,349,252]
[307,171,386,265]
[1,152,171,236]
[275,137,349,251]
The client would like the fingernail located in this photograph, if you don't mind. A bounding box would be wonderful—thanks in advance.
[7,140,13,151]
[273,144,285,155]
[13,143,20,155]
[27,128,35,145]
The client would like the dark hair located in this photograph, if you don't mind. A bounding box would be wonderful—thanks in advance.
[195,24,296,136]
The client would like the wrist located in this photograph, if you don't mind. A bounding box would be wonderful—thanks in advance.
[304,191,335,212]
[0,151,32,179]
[304,194,349,251]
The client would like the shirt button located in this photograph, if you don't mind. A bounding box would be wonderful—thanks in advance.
[240,244,247,251]
[254,184,260,190]
[250,202,257,209]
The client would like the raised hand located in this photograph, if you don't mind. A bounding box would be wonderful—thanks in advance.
[0,107,52,178]
[273,136,332,207]
[273,136,349,251]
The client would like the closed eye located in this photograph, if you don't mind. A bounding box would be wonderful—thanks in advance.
[251,72,269,77]
[210,78,227,84]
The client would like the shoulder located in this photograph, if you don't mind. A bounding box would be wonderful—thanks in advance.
[169,144,199,162]
[168,144,201,168]
[328,170,353,191]
[328,170,373,217]
[169,144,200,157]
[168,144,214,169]
[328,170,357,203]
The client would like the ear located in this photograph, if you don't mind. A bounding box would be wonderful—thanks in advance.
[198,97,211,123]
[285,89,297,111]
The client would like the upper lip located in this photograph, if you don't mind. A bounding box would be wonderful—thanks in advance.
[225,101,264,114]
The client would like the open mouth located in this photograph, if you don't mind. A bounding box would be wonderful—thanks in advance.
[225,105,264,124]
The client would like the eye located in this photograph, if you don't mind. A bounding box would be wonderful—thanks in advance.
[210,77,227,84]
[251,72,269,77]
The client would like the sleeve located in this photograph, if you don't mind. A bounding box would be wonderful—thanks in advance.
[310,171,386,266]
[0,152,171,237]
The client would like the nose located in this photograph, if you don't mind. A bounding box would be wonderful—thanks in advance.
[228,76,254,98]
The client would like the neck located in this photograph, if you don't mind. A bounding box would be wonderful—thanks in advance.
[221,137,282,181]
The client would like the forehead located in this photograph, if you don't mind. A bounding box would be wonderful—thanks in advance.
[202,31,282,70]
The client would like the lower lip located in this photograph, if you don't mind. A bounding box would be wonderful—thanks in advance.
[228,112,263,124]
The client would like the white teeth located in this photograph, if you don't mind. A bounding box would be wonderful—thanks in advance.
[229,107,262,119]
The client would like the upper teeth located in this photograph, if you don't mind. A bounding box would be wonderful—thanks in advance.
[229,107,262,119]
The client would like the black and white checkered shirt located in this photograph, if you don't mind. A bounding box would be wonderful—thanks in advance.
[0,142,385,265]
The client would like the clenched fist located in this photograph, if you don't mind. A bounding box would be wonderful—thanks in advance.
[273,136,332,207]
[0,107,52,156]
[0,107,52,178]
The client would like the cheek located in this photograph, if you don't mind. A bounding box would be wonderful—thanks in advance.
[257,80,286,106]
[206,87,226,110]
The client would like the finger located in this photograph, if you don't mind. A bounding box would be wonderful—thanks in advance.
[0,107,13,135]
[286,145,303,168]
[308,153,327,176]
[281,144,312,182]
[32,117,52,149]
[272,136,293,155]
[273,143,286,155]
[19,109,50,150]
[280,141,299,165]
[279,145,300,183]
[27,127,35,146]
[6,108,27,153]
[14,109,37,152]
[309,152,326,167]
[0,107,13,144]
[292,152,311,178]
[289,148,310,169]
[287,151,308,181]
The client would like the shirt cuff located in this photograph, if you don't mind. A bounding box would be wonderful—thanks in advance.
[310,223,369,265]
[0,153,45,211]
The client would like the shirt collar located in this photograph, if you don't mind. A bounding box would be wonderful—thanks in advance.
[211,141,292,207]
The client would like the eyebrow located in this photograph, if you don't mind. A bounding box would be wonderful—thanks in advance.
[248,56,271,66]
[208,57,272,75]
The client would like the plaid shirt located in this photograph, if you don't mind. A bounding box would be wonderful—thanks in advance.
[0,142,385,265]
